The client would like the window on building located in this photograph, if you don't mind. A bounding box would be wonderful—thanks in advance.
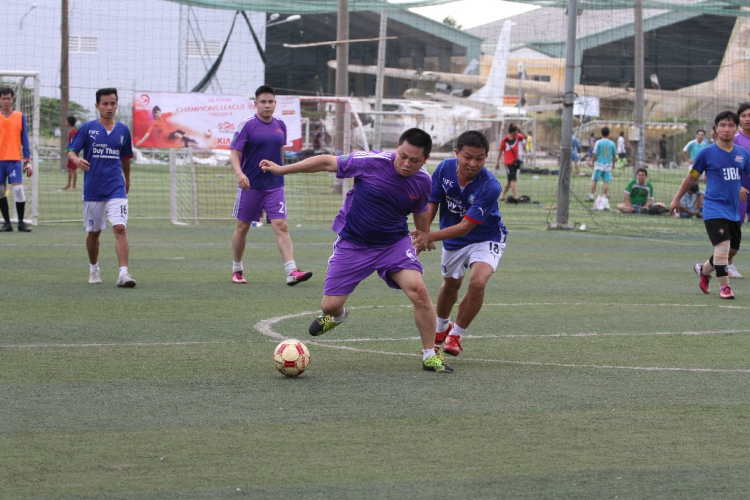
[187,40,222,58]
[69,35,99,54]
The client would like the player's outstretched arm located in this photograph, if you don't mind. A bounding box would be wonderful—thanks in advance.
[260,155,338,176]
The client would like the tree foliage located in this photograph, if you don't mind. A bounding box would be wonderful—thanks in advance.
[39,97,89,137]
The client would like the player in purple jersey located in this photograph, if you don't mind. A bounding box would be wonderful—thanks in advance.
[727,102,750,279]
[670,111,750,300]
[229,85,312,286]
[411,131,507,357]
[67,88,136,287]
[260,128,453,373]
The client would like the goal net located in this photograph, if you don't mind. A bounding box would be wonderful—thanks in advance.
[168,96,368,225]
[0,71,40,226]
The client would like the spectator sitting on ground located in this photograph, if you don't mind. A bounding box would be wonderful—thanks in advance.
[617,168,666,213]
[677,183,703,218]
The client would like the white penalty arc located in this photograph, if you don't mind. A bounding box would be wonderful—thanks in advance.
[253,303,750,374]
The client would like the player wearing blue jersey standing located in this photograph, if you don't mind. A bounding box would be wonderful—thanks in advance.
[0,87,33,232]
[670,111,750,300]
[67,88,136,287]
[587,127,617,201]
[411,131,507,357]
[260,128,453,373]
[229,85,312,286]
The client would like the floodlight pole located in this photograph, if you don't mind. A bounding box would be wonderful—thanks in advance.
[633,0,645,175]
[551,0,578,229]
[373,9,388,151]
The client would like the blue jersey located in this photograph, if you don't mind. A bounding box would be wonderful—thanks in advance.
[230,116,286,191]
[67,120,133,202]
[332,151,431,248]
[429,159,507,251]
[691,143,750,221]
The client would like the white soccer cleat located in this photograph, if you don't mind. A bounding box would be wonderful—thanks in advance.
[727,265,744,279]
[89,269,102,284]
[117,273,136,288]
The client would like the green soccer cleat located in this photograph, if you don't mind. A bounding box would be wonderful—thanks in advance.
[422,354,454,373]
[309,307,348,336]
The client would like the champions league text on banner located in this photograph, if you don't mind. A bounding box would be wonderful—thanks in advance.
[133,92,302,150]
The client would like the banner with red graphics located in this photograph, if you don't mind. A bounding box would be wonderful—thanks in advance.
[133,92,302,150]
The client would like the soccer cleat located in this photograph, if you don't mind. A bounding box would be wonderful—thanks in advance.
[727,264,744,279]
[116,273,136,288]
[695,263,710,294]
[443,334,464,357]
[434,323,453,351]
[287,269,313,286]
[0,222,12,232]
[309,308,348,336]
[17,222,31,232]
[720,285,735,300]
[232,270,247,284]
[422,354,454,373]
[88,269,102,284]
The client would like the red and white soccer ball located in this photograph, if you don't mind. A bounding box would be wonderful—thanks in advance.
[273,339,310,377]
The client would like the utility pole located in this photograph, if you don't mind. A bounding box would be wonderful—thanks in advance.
[60,0,70,173]
[551,0,578,229]
[633,0,645,174]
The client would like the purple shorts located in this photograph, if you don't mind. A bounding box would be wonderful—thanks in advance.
[740,199,749,226]
[324,235,423,296]
[232,186,287,223]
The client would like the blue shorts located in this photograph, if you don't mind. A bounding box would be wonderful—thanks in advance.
[592,170,612,182]
[0,161,23,184]
[571,152,580,162]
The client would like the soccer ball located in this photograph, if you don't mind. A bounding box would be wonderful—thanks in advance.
[273,339,311,377]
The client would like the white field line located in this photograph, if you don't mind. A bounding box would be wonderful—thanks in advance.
[253,305,750,374]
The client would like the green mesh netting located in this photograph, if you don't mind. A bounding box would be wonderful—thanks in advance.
[167,0,457,14]
[509,0,749,17]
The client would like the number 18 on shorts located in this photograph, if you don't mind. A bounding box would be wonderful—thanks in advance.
[440,240,505,279]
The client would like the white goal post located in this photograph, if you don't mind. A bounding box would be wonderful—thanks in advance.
[0,71,40,225]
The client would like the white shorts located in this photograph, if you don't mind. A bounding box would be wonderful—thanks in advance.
[441,240,505,280]
[83,198,128,232]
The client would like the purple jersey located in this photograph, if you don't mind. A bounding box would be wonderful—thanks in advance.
[332,151,431,248]
[230,116,286,191]
[734,131,750,191]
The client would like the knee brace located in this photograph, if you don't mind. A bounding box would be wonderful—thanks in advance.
[713,240,730,266]
[12,185,25,203]
[0,184,5,199]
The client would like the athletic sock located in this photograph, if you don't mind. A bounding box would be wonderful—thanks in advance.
[90,263,99,273]
[452,324,466,338]
[284,260,297,276]
[233,261,243,273]
[422,348,436,361]
[118,266,128,278]
[437,317,451,332]
[332,310,347,322]
[0,197,9,223]
[15,201,25,224]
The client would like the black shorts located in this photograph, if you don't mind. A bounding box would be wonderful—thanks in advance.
[505,162,521,182]
[704,218,741,249]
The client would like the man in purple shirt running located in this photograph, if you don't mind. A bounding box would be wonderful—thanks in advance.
[229,85,312,286]
[729,102,750,279]
[260,128,453,373]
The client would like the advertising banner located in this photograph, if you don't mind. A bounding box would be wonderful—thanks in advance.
[133,92,302,150]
